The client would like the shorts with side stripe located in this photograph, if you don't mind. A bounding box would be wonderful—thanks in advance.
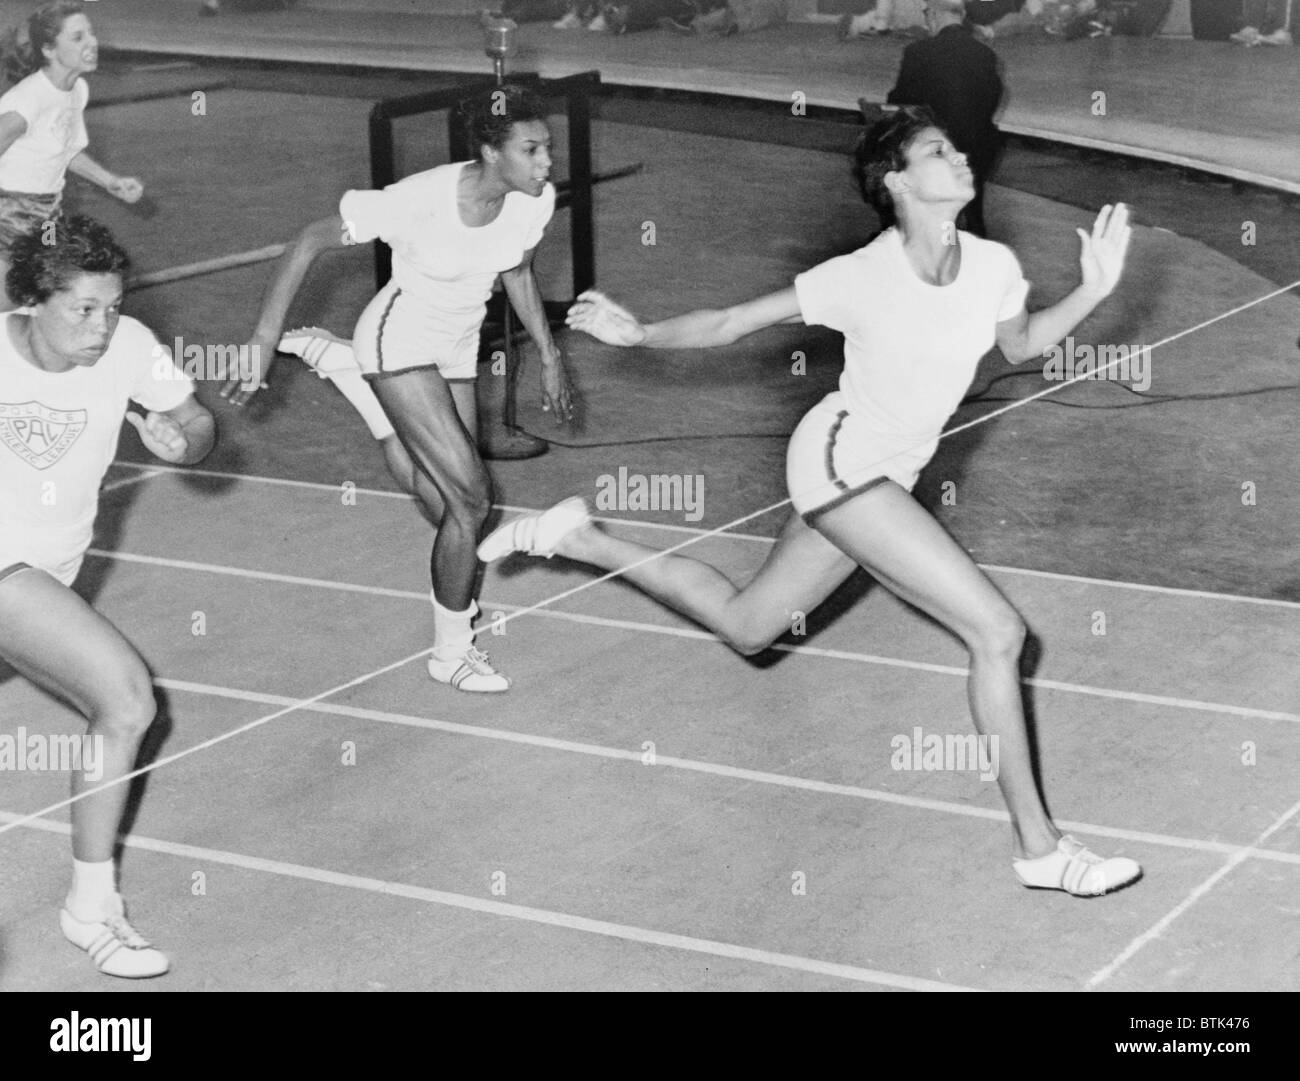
[785,392,938,525]
[353,279,481,383]
[0,545,82,588]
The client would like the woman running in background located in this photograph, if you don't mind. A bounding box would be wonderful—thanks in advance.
[223,85,574,694]
[480,106,1143,896]
[0,1,143,307]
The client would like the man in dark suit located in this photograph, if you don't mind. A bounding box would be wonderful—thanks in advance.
[886,0,1004,236]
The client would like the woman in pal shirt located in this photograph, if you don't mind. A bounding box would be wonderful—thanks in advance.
[0,216,214,977]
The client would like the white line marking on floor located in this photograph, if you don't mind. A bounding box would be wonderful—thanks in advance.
[87,548,1300,725]
[0,812,978,992]
[0,648,430,843]
[978,563,1300,612]
[100,469,163,494]
[1086,795,1300,988]
[104,460,1300,612]
[152,676,1300,868]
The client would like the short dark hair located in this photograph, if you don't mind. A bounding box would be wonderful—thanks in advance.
[1,1,85,86]
[458,84,548,160]
[6,214,129,306]
[852,105,947,228]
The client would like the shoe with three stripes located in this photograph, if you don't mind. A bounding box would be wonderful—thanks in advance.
[60,898,170,978]
[278,326,356,377]
[1012,835,1142,897]
[476,497,591,563]
[427,645,510,693]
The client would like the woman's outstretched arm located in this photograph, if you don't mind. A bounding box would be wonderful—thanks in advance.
[567,286,803,350]
[221,215,348,404]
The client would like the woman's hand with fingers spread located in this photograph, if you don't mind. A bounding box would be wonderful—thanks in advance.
[1077,202,1132,300]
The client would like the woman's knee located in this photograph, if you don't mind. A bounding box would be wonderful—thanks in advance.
[440,468,493,526]
[723,628,776,657]
[90,664,157,740]
[967,604,1027,659]
[717,607,783,657]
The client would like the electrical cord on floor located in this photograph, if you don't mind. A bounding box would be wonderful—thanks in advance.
[511,430,791,449]
[958,368,1300,410]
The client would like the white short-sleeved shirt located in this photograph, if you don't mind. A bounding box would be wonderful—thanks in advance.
[0,314,193,583]
[795,228,1029,438]
[340,161,555,334]
[0,70,89,193]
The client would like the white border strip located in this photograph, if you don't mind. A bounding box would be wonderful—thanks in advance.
[86,548,1300,725]
[103,461,1300,612]
[152,675,1300,868]
[0,811,978,992]
[1087,795,1300,988]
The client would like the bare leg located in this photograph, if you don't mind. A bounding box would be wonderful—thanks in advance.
[373,370,491,611]
[553,511,857,655]
[812,482,1058,859]
[0,569,157,865]
[379,380,478,526]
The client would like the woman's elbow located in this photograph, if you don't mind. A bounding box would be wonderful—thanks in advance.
[303,216,346,251]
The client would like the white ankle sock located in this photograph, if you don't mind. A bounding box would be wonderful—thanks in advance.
[431,592,477,660]
[67,859,117,920]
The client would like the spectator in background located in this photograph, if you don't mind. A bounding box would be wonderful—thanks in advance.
[964,0,1043,38]
[838,0,890,38]
[840,0,1037,39]
[481,0,570,23]
[886,0,1002,236]
[1230,0,1293,44]
[548,0,715,31]
[839,0,929,38]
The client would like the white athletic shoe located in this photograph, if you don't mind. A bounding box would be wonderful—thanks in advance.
[1012,835,1142,897]
[476,497,591,563]
[278,327,356,377]
[60,898,170,978]
[1229,25,1261,45]
[1258,28,1292,45]
[428,646,510,693]
[552,11,583,27]
[587,12,608,31]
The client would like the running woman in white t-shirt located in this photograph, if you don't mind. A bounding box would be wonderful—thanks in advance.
[0,216,215,976]
[219,86,574,693]
[480,107,1143,897]
[0,2,144,308]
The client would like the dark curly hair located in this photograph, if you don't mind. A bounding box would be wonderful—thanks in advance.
[852,105,948,228]
[458,84,549,161]
[6,214,129,306]
[0,1,86,87]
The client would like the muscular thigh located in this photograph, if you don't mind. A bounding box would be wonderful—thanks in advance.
[813,482,1018,642]
[0,569,151,720]
[385,379,479,490]
[731,512,857,625]
[372,368,488,498]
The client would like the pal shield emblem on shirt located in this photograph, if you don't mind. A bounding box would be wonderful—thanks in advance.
[0,401,88,470]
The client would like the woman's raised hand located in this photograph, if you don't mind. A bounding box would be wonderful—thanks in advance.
[1077,203,1131,299]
